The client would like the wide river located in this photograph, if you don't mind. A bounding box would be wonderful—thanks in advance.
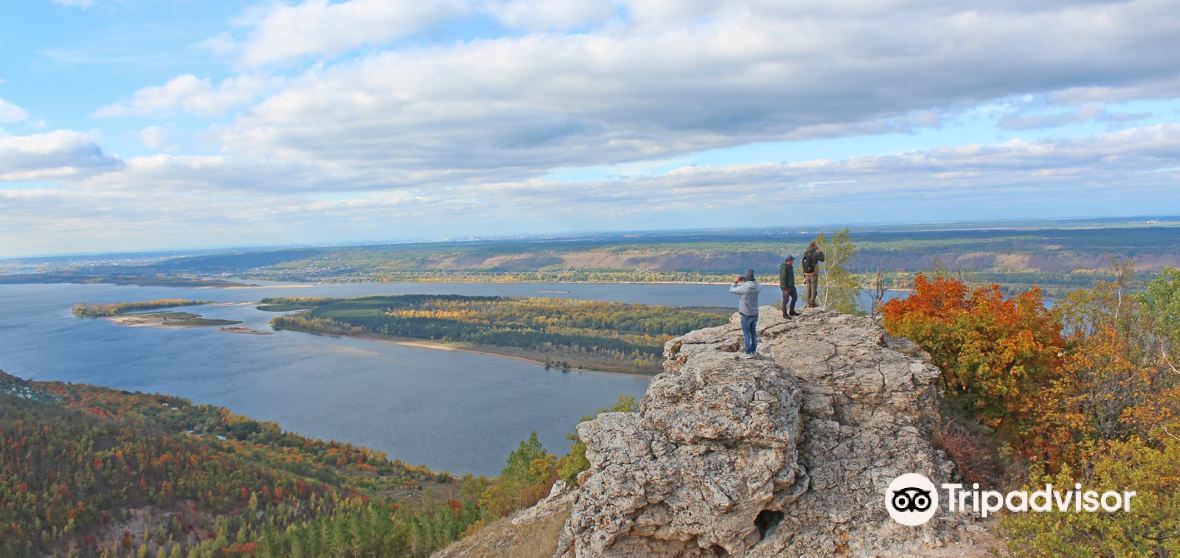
[0,280,809,476]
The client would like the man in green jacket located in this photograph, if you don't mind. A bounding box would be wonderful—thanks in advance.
[802,241,826,308]
[778,255,799,319]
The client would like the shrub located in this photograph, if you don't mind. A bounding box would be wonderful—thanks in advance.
[1001,437,1180,557]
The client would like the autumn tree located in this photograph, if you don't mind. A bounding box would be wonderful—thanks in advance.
[882,274,1065,458]
[884,269,1180,554]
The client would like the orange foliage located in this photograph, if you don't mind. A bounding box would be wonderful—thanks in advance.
[883,274,1067,463]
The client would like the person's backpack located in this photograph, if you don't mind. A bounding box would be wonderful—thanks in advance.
[802,252,817,274]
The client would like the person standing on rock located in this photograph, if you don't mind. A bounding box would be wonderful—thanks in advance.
[778,254,800,319]
[802,241,826,308]
[729,269,761,358]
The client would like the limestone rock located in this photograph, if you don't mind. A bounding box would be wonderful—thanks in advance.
[557,307,983,558]
[513,480,574,527]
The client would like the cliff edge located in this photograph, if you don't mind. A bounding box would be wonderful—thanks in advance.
[559,306,998,557]
[436,307,996,558]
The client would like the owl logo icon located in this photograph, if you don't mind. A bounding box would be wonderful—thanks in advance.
[891,486,933,512]
[886,473,939,526]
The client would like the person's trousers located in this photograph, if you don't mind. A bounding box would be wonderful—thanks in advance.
[781,286,797,316]
[740,313,758,354]
[805,273,819,307]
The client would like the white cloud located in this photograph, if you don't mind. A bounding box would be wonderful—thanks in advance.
[94,74,280,118]
[4,123,1178,256]
[205,0,1180,189]
[0,130,123,181]
[193,33,238,58]
[0,97,28,123]
[217,0,619,66]
[9,0,1180,255]
[489,0,618,30]
[139,125,176,152]
[233,0,467,67]
[1001,102,1151,130]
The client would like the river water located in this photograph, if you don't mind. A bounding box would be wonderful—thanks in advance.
[1,280,901,475]
[1,280,808,475]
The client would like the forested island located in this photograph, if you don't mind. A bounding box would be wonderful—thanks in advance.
[72,299,241,328]
[0,369,622,557]
[72,299,211,318]
[263,295,730,373]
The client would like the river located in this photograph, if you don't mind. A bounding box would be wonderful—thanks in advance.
[0,281,800,476]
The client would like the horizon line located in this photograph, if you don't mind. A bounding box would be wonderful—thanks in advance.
[5,213,1180,262]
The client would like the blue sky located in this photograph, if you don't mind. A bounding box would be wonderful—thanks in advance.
[1,0,1179,257]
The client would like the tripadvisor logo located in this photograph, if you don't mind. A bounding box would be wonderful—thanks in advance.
[885,473,1137,526]
[886,473,939,526]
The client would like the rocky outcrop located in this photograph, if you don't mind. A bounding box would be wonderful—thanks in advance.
[556,307,987,558]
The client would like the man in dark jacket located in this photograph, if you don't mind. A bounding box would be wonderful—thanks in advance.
[778,255,799,318]
[802,241,826,308]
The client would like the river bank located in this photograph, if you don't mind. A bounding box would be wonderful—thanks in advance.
[107,311,241,327]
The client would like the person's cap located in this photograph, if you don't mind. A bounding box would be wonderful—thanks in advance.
[786,255,795,261]
[745,269,755,281]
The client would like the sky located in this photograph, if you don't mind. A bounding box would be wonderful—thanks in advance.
[1,0,1179,257]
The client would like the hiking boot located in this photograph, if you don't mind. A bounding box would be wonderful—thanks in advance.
[789,311,800,316]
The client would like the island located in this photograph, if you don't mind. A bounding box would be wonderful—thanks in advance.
[260,295,730,374]
[72,299,242,327]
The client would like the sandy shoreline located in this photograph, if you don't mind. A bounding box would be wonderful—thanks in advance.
[105,312,241,328]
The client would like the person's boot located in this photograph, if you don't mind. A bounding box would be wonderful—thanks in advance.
[789,310,800,316]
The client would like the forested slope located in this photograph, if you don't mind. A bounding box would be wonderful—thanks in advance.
[0,372,459,557]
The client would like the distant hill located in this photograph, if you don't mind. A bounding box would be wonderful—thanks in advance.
[3,219,1179,293]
